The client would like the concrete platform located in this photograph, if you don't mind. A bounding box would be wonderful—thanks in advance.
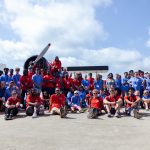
[0,110,150,150]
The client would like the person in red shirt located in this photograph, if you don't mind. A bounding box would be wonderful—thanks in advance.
[124,87,142,119]
[104,89,122,118]
[86,90,93,107]
[63,74,72,96]
[20,69,32,109]
[55,76,65,92]
[5,90,21,120]
[73,74,81,90]
[87,73,94,91]
[26,88,43,118]
[51,56,62,76]
[87,89,103,119]
[49,88,67,118]
[43,70,55,95]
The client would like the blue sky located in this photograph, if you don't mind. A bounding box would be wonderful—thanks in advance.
[0,0,150,75]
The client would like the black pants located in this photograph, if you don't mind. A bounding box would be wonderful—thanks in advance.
[26,106,34,116]
[21,90,27,108]
[5,107,18,116]
[26,106,40,116]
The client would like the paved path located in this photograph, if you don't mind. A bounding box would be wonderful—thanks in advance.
[0,110,150,150]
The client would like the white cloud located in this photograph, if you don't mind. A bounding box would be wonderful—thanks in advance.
[0,0,150,74]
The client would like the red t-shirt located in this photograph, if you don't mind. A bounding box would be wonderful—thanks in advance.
[52,60,61,70]
[20,75,32,90]
[88,77,94,90]
[90,97,103,110]
[50,94,66,109]
[7,97,21,105]
[124,95,138,107]
[73,79,81,89]
[105,95,120,107]
[55,78,64,89]
[43,75,55,88]
[64,78,71,89]
[26,95,42,107]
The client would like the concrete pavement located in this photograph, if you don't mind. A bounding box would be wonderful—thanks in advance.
[0,110,150,150]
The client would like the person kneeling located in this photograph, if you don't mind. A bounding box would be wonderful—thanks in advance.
[87,89,103,119]
[124,87,142,119]
[104,89,122,118]
[5,90,21,120]
[26,88,44,118]
[50,88,67,118]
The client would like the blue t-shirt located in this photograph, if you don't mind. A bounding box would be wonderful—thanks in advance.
[94,79,103,90]
[66,91,74,105]
[142,95,150,100]
[0,74,12,87]
[13,74,21,87]
[71,95,81,106]
[115,78,122,89]
[32,74,43,89]
[122,77,130,92]
[81,79,90,87]
[129,77,142,91]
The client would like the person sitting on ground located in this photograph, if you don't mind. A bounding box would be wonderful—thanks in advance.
[87,89,103,119]
[4,90,21,120]
[5,81,18,101]
[49,88,67,118]
[41,91,50,110]
[70,90,83,113]
[124,87,142,119]
[104,89,122,118]
[142,90,150,111]
[26,88,44,118]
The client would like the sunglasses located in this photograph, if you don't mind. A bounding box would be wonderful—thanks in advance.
[93,93,98,94]
[74,93,78,94]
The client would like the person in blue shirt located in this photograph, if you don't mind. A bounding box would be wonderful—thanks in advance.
[0,68,11,87]
[5,81,18,101]
[128,72,142,93]
[94,74,103,91]
[78,86,87,108]
[146,73,150,92]
[115,74,122,90]
[142,90,150,111]
[122,72,130,96]
[32,69,43,93]
[12,67,21,88]
[0,81,6,111]
[81,74,90,93]
[66,87,74,109]
[71,91,82,112]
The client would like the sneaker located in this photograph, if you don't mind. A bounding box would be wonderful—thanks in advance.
[32,112,37,118]
[133,109,142,119]
[4,115,10,120]
[9,115,13,120]
[107,112,112,118]
[60,107,67,118]
[115,112,121,118]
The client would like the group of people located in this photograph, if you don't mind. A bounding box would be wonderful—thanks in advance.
[0,56,150,120]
